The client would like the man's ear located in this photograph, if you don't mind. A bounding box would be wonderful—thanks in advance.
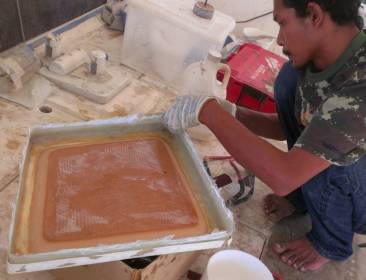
[306,2,325,28]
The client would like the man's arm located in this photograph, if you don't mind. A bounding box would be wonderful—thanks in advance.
[236,106,286,140]
[200,100,331,196]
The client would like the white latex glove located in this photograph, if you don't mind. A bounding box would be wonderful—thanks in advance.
[164,95,237,133]
[164,95,214,133]
[217,98,237,117]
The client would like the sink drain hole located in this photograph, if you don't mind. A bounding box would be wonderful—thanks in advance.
[39,105,53,114]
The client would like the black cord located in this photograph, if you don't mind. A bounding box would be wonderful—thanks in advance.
[236,10,273,24]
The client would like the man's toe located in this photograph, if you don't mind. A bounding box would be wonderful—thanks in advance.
[263,194,276,206]
[292,251,311,270]
[265,203,278,213]
[273,243,287,254]
[280,249,295,263]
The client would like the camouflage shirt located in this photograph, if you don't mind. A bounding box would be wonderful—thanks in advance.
[294,31,366,166]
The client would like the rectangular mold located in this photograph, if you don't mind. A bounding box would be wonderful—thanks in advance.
[7,114,234,273]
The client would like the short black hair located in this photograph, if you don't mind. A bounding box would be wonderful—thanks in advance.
[283,0,362,28]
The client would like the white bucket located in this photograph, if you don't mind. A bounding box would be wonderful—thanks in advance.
[201,250,273,280]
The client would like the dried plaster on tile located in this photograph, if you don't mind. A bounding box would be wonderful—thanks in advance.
[6,139,21,150]
[0,100,78,188]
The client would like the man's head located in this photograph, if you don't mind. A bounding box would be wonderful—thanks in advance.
[274,0,361,69]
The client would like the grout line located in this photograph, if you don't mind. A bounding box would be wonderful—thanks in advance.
[0,173,19,192]
[236,10,273,24]
[259,235,268,259]
[236,220,269,259]
[15,0,26,42]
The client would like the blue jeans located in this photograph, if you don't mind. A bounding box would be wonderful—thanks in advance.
[274,61,366,260]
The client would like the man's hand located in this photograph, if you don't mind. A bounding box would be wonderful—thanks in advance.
[163,96,214,133]
[163,95,237,133]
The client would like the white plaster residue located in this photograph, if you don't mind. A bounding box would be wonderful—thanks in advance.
[56,138,165,175]
[146,178,172,193]
[56,211,82,234]
[33,114,146,131]
[54,181,109,235]
[56,207,109,235]
[129,210,195,225]
[90,140,163,171]
[322,96,359,120]
[59,155,88,176]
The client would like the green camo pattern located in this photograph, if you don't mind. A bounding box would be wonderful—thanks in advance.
[295,34,366,165]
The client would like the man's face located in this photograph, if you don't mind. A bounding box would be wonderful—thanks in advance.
[273,0,317,69]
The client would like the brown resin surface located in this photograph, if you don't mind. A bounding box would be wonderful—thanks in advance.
[16,135,209,254]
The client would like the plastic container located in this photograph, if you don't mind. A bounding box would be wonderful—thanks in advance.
[7,115,234,274]
[121,0,235,87]
[201,250,274,280]
[179,50,231,99]
[179,50,231,141]
[218,43,287,113]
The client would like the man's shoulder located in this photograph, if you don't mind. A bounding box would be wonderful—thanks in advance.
[350,40,366,67]
[331,43,366,90]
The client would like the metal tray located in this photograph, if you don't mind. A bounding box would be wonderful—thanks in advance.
[7,114,234,273]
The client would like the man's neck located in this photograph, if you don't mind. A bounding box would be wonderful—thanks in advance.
[312,25,360,71]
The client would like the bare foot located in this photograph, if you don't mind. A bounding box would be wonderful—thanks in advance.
[263,194,296,222]
[272,238,330,272]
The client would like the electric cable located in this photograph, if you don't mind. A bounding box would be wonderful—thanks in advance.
[236,10,273,24]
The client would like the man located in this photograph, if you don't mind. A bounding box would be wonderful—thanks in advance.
[164,0,366,272]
